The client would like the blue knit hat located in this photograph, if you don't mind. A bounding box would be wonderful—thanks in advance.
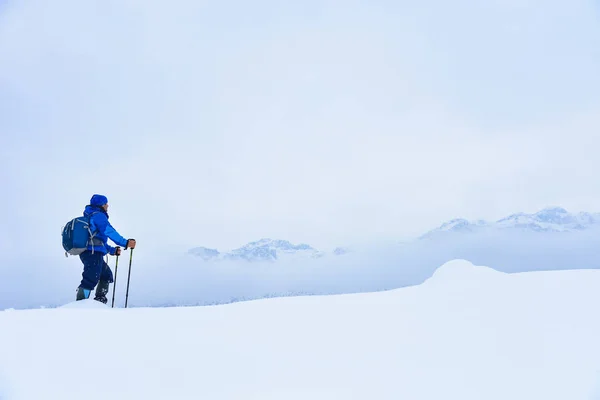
[90,194,108,206]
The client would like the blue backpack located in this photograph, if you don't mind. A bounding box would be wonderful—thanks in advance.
[61,213,98,256]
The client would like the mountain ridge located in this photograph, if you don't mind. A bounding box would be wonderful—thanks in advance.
[188,238,326,262]
[189,207,600,261]
[421,206,600,239]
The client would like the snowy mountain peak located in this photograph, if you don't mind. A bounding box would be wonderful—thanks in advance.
[243,238,313,252]
[187,247,220,261]
[534,206,569,222]
[189,238,325,262]
[437,218,488,233]
[423,207,600,238]
[226,238,321,262]
[498,207,574,226]
[420,218,488,238]
[438,218,469,231]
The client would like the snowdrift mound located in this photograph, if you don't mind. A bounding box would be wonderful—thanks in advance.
[2,259,600,399]
[59,299,110,309]
[423,259,508,288]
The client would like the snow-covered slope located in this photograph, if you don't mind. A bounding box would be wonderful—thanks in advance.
[2,259,600,400]
[422,206,600,238]
[188,238,325,262]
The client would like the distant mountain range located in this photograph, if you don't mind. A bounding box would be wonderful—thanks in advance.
[188,207,600,262]
[188,238,351,262]
[420,207,600,239]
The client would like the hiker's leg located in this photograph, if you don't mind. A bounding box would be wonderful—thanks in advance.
[94,258,114,304]
[79,251,104,290]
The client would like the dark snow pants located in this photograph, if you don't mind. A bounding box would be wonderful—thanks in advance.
[79,250,114,290]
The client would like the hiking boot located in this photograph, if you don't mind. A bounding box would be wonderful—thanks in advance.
[76,287,91,301]
[94,280,110,304]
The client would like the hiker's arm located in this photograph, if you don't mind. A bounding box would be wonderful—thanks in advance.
[91,213,109,236]
[105,222,128,247]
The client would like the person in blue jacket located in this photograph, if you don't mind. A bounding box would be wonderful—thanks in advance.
[76,194,136,303]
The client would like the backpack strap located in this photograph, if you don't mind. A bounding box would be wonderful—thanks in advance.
[86,211,100,254]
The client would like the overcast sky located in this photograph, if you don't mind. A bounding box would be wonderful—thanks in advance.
[0,0,599,253]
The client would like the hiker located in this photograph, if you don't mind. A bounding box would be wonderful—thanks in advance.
[76,194,136,303]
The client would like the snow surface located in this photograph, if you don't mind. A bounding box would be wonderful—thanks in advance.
[2,259,600,399]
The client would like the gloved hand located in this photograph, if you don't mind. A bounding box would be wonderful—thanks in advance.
[126,239,136,250]
[114,246,122,256]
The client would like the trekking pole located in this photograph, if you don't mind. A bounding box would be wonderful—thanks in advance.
[125,248,134,308]
[111,254,120,308]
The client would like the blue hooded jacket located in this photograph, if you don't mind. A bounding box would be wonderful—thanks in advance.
[84,195,128,255]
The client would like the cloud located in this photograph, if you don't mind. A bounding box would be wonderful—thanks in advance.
[0,0,598,253]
